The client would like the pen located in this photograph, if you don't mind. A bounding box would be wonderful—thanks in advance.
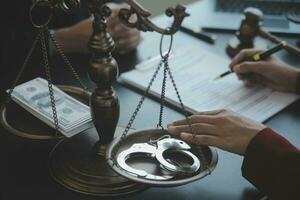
[180,26,217,44]
[214,41,287,80]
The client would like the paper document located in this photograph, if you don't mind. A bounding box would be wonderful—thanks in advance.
[119,47,299,122]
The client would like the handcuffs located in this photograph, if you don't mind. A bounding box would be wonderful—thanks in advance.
[117,135,200,181]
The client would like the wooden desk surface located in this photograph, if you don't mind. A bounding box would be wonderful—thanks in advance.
[1,2,300,200]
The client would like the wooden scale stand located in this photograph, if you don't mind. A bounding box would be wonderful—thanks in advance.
[0,0,218,196]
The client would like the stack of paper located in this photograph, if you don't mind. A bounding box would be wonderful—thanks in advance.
[119,47,299,122]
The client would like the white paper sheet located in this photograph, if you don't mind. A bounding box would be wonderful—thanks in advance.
[119,46,299,122]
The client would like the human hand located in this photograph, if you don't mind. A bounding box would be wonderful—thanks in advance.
[229,49,300,93]
[52,17,93,54]
[53,3,141,54]
[107,3,142,54]
[167,109,266,155]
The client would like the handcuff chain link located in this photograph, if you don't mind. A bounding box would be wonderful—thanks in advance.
[148,134,171,146]
[110,59,164,161]
[41,27,60,136]
[49,32,88,91]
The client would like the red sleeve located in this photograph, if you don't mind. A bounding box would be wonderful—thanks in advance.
[242,128,300,199]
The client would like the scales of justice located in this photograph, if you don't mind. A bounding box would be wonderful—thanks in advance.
[0,0,218,196]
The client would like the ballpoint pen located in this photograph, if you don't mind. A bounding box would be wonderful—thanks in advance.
[214,41,287,80]
[180,26,217,44]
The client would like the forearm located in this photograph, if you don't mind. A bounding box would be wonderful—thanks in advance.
[242,128,300,199]
[52,27,82,54]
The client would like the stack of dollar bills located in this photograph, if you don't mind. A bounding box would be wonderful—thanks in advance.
[8,77,93,138]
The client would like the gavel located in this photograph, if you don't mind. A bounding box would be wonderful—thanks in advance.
[226,7,300,58]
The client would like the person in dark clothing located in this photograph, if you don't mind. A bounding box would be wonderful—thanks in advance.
[51,1,141,55]
[0,0,140,104]
[168,49,300,199]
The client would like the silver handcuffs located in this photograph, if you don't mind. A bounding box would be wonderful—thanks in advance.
[117,135,200,181]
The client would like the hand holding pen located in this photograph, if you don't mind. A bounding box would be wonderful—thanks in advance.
[215,42,300,93]
[215,42,287,80]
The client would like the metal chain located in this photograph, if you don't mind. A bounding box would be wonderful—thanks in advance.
[6,3,63,137]
[41,27,60,136]
[164,61,209,170]
[111,33,209,171]
[121,60,164,138]
[110,59,164,161]
[48,32,88,91]
[6,29,43,101]
[157,55,168,129]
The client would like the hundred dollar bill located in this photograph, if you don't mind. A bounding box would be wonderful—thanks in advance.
[8,77,93,137]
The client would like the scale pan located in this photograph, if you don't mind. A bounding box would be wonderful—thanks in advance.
[106,129,218,187]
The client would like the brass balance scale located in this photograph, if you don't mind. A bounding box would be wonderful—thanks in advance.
[0,0,218,196]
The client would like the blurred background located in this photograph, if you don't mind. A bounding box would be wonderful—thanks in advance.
[138,0,197,17]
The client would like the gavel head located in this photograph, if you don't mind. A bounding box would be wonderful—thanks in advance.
[244,7,263,25]
[238,7,263,41]
[226,7,267,57]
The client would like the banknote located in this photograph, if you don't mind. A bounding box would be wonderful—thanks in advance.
[8,77,93,137]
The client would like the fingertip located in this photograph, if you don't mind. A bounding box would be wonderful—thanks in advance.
[180,132,191,141]
[168,126,184,137]
[167,125,176,132]
[171,119,188,126]
[228,62,235,71]
[167,123,174,128]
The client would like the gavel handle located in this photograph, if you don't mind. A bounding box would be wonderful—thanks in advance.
[259,29,300,57]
